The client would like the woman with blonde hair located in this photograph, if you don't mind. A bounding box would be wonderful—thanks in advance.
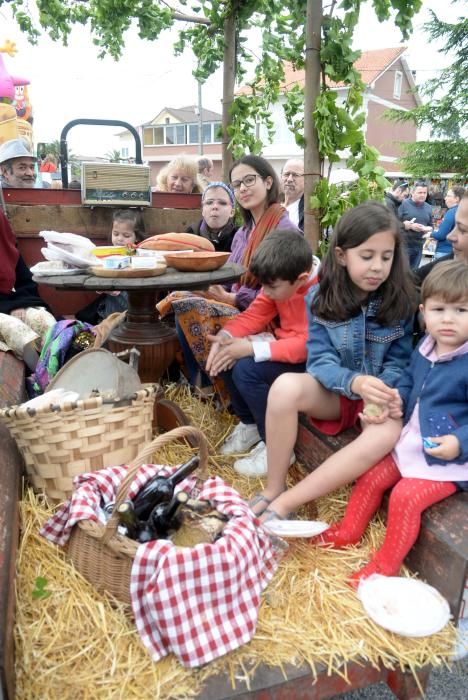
[156,156,203,194]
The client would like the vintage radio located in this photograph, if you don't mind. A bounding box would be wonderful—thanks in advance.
[81,162,151,206]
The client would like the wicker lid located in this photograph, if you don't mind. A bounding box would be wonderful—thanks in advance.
[47,348,141,400]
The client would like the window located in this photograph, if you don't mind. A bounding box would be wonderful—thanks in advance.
[143,121,220,146]
[393,70,402,99]
[188,124,199,144]
[121,147,129,158]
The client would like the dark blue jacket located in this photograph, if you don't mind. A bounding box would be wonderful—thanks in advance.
[397,338,468,466]
[432,205,457,256]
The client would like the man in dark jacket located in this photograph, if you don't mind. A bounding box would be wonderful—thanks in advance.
[384,180,409,217]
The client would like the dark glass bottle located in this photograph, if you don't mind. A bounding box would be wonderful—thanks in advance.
[116,500,139,540]
[149,491,189,538]
[132,456,200,521]
[137,522,157,544]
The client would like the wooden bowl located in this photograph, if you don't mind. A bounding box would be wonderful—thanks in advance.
[164,251,230,272]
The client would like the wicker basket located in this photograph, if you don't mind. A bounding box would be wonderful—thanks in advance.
[67,426,209,605]
[0,385,158,503]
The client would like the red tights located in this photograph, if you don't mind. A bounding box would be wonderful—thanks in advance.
[313,454,457,586]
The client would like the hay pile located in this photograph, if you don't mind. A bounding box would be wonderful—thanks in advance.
[15,384,457,699]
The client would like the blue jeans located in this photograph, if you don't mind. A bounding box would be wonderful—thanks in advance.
[221,357,306,440]
[405,236,423,270]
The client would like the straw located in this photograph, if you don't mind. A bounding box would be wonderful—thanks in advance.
[15,384,458,699]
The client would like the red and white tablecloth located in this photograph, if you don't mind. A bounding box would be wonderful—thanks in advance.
[41,463,281,667]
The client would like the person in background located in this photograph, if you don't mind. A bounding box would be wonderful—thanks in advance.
[281,158,304,231]
[0,138,36,189]
[384,180,409,218]
[156,156,204,194]
[0,209,55,369]
[76,209,145,324]
[198,157,214,189]
[245,202,415,508]
[50,180,63,190]
[313,261,468,590]
[185,182,237,253]
[416,191,468,283]
[68,179,81,189]
[431,186,465,258]
[207,230,318,463]
[398,181,433,270]
[39,154,57,173]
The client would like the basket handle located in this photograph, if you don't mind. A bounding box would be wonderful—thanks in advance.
[101,425,209,543]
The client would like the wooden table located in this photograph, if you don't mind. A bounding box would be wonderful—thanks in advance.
[34,263,244,383]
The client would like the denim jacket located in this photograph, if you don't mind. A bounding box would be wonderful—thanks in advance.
[305,286,413,399]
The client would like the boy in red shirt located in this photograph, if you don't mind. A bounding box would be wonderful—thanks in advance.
[206,229,318,475]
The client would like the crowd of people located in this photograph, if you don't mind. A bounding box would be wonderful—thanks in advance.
[1,137,468,606]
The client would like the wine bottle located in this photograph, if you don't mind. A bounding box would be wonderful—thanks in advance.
[149,491,189,538]
[137,522,157,544]
[132,456,200,521]
[116,500,139,540]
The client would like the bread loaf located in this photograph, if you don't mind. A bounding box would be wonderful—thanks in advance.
[138,232,215,252]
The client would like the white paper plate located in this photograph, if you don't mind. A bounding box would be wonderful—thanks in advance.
[262,519,329,538]
[358,575,451,637]
[41,242,94,268]
[31,264,84,277]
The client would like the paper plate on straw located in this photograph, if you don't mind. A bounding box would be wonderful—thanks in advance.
[262,519,329,539]
[357,575,451,637]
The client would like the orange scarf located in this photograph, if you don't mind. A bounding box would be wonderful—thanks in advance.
[240,203,285,288]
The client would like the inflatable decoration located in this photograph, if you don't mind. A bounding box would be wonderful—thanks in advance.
[0,40,33,146]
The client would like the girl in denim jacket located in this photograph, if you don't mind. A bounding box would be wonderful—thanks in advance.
[246,202,416,521]
[313,261,468,587]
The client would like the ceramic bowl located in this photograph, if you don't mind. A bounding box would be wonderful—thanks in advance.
[164,251,230,272]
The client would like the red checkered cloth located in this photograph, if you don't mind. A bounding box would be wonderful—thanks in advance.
[40,464,281,667]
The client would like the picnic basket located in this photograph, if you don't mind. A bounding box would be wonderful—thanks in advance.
[0,384,157,503]
[67,425,209,605]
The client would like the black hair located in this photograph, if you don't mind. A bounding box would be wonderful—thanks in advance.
[111,208,146,243]
[311,201,416,324]
[250,229,313,284]
[229,154,281,225]
[413,180,428,190]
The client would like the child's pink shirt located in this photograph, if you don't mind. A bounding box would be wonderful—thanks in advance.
[393,335,468,482]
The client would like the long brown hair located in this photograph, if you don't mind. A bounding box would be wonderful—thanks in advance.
[229,154,281,226]
[312,201,416,324]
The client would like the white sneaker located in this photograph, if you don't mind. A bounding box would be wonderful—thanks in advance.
[220,422,261,455]
[233,441,296,477]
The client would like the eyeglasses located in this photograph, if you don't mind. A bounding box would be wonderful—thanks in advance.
[230,174,258,190]
[282,171,303,179]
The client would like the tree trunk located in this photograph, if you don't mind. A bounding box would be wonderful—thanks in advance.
[303,0,322,251]
[222,14,236,183]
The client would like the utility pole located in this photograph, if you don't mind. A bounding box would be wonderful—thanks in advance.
[197,80,203,156]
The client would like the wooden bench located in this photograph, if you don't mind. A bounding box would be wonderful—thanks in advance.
[296,415,468,621]
[0,352,26,700]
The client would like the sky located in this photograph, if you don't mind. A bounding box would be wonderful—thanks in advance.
[0,1,463,157]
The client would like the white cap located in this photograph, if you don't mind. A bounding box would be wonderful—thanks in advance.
[0,138,36,165]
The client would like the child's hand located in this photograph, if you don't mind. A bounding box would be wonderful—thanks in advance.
[351,376,399,406]
[206,335,253,376]
[423,434,461,460]
[206,331,230,373]
[207,285,236,305]
[359,404,390,426]
[388,391,403,419]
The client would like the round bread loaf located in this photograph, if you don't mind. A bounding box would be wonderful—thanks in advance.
[138,232,215,252]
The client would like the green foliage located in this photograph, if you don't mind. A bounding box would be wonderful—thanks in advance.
[386,8,467,177]
[105,149,123,163]
[398,140,468,180]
